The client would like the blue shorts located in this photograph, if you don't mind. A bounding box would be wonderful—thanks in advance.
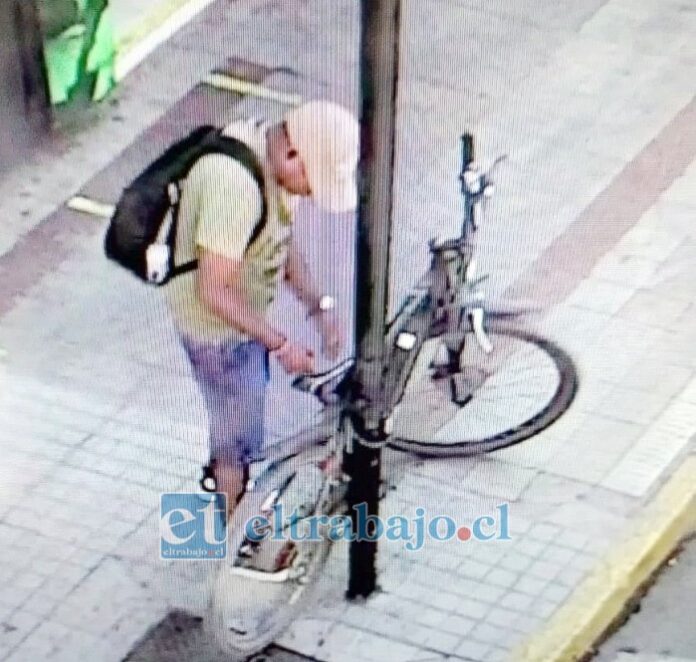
[181,336,270,467]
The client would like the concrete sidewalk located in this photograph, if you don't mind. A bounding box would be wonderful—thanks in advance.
[1,0,696,661]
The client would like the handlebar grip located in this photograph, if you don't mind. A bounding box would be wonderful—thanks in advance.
[461,133,475,167]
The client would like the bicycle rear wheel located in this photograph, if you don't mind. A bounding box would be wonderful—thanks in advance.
[389,327,577,457]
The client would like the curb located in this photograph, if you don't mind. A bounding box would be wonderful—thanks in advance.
[114,0,218,80]
[511,455,696,661]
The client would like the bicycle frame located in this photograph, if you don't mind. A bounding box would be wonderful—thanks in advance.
[255,133,497,474]
[327,134,494,428]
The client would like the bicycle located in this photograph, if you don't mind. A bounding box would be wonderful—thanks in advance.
[203,133,578,659]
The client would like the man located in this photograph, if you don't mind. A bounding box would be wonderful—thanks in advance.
[166,100,360,517]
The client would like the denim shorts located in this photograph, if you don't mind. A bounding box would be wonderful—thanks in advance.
[180,336,270,467]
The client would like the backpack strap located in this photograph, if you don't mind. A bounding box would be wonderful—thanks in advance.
[170,130,269,278]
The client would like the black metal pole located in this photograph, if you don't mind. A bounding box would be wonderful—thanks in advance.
[0,0,52,171]
[13,0,52,129]
[346,0,402,600]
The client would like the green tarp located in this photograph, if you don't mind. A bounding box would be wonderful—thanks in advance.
[40,0,116,105]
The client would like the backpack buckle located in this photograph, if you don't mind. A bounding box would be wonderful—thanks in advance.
[167,182,180,205]
[146,244,170,284]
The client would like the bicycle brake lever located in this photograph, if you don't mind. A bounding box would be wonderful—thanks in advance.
[470,307,493,354]
[480,154,508,198]
[488,154,508,177]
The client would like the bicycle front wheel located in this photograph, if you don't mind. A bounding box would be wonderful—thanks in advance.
[389,327,577,457]
[204,457,335,659]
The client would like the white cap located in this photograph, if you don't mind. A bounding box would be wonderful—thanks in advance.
[284,100,360,213]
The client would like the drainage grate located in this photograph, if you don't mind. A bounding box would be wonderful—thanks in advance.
[124,610,319,662]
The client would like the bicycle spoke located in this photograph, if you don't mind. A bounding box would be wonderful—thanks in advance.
[393,330,570,446]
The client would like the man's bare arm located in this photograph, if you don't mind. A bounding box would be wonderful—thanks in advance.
[197,250,286,350]
[285,240,324,313]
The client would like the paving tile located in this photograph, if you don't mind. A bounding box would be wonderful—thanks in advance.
[601,400,696,496]
[538,305,614,357]
[620,361,693,397]
[513,575,549,598]
[0,609,43,650]
[540,582,575,604]
[12,573,45,592]
[278,618,332,659]
[467,545,508,566]
[557,565,590,589]
[512,538,547,559]
[617,288,692,329]
[344,609,432,648]
[19,591,59,619]
[499,553,534,574]
[38,576,79,602]
[499,590,535,612]
[533,598,561,620]
[527,523,563,543]
[590,252,662,288]
[453,598,491,620]
[593,385,672,426]
[544,417,644,484]
[512,614,545,635]
[432,590,474,613]
[413,608,454,629]
[565,277,636,315]
[321,624,420,662]
[482,434,556,470]
[485,607,520,629]
[455,577,499,599]
[470,622,518,648]
[543,499,628,542]
[543,545,578,566]
[464,459,540,501]
[429,552,463,571]
[0,584,30,611]
[456,639,492,661]
[485,568,519,589]
[457,559,491,580]
[527,559,565,582]
[483,647,511,662]
[438,614,477,637]
[423,629,462,655]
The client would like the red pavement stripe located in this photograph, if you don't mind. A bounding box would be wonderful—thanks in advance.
[1,93,695,320]
[506,95,696,305]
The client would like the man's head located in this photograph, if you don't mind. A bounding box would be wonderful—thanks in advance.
[267,101,360,213]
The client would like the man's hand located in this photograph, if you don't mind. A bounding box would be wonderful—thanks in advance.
[274,340,315,375]
[315,311,345,360]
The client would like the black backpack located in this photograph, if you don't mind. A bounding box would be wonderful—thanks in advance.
[104,125,267,285]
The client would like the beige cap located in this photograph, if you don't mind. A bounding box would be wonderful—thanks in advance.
[284,100,360,213]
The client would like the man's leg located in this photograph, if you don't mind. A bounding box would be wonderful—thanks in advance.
[213,459,247,520]
[182,338,268,519]
[212,341,268,519]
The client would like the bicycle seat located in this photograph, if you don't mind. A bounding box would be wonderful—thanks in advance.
[291,358,355,402]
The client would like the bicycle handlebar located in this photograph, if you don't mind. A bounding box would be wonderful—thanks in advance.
[458,133,506,239]
[291,358,355,404]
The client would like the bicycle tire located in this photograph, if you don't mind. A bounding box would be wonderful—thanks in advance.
[204,459,334,659]
[389,326,578,457]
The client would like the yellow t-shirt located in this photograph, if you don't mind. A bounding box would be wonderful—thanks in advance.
[166,119,294,343]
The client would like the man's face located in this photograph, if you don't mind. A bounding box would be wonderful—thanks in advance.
[275,125,312,197]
